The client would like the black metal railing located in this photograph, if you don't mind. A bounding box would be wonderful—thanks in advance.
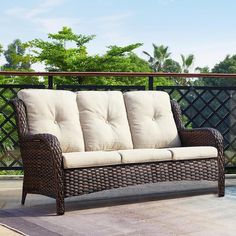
[1,71,236,170]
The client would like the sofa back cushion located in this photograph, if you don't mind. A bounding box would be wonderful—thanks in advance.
[124,91,181,149]
[18,89,84,152]
[77,91,133,151]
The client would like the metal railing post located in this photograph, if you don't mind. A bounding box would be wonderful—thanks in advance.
[48,75,53,89]
[148,76,154,90]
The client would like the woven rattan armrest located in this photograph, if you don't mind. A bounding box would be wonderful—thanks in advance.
[20,133,63,166]
[20,133,63,188]
[22,133,61,150]
[179,128,223,150]
[20,133,64,214]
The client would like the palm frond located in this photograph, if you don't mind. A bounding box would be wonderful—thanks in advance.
[143,51,152,58]
[185,54,194,67]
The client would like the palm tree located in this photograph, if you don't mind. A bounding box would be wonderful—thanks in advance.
[178,54,195,85]
[143,44,171,72]
[180,54,195,73]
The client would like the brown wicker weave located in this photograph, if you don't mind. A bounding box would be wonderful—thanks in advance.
[11,98,225,215]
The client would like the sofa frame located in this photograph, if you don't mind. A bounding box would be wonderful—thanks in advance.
[11,98,225,215]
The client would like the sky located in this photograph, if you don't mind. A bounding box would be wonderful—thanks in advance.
[1,0,236,70]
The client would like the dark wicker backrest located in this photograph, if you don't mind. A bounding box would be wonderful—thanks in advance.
[170,100,184,131]
[11,98,29,139]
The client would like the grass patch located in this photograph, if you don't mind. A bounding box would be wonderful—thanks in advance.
[0,170,23,175]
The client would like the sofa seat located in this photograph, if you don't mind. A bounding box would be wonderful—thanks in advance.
[168,146,218,160]
[118,149,172,164]
[63,146,218,169]
[63,151,121,169]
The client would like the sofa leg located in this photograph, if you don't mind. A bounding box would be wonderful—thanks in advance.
[56,198,65,215]
[218,181,225,197]
[21,190,27,205]
[218,174,225,197]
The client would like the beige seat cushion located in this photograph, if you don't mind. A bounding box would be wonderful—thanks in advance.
[18,89,84,152]
[63,151,121,169]
[118,149,172,164]
[168,146,218,160]
[77,91,133,151]
[124,91,181,149]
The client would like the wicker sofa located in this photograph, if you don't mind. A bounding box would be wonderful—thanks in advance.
[12,89,225,215]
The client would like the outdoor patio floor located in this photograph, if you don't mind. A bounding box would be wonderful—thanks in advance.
[1,176,236,236]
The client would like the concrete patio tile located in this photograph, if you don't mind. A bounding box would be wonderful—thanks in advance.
[183,228,236,236]
[21,211,117,236]
[158,217,216,235]
[107,204,174,221]
[213,217,236,230]
[83,213,142,234]
[113,221,178,236]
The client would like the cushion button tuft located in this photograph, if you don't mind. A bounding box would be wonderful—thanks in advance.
[152,118,155,121]
[105,120,109,124]
[54,120,57,124]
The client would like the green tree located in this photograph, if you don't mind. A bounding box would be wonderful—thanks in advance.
[162,58,181,73]
[203,55,236,86]
[181,54,195,73]
[27,27,95,72]
[194,66,211,86]
[143,44,179,86]
[195,66,210,73]
[176,54,195,85]
[26,26,154,86]
[0,44,3,57]
[0,39,40,84]
[0,43,3,70]
[143,44,172,72]
[3,39,31,70]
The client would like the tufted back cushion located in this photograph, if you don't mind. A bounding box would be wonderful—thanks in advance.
[124,91,181,149]
[77,91,133,151]
[18,89,84,152]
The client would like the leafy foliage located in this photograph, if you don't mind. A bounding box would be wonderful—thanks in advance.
[180,54,195,73]
[0,170,23,175]
[162,59,181,73]
[3,39,31,70]
[195,66,210,73]
[143,44,174,72]
[203,55,236,86]
[0,44,3,56]
[26,26,155,86]
[174,54,195,85]
[194,66,211,86]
